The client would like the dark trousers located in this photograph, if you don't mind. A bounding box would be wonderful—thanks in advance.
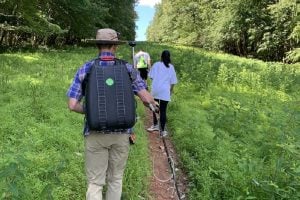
[153,99,169,131]
[138,68,148,80]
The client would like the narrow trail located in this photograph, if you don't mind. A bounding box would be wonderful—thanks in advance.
[144,109,188,200]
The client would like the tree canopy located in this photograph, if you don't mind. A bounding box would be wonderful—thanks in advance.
[147,0,300,62]
[0,0,137,46]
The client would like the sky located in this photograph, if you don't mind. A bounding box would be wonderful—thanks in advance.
[135,0,161,41]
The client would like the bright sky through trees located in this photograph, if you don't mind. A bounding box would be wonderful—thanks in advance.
[135,0,161,41]
[139,0,161,7]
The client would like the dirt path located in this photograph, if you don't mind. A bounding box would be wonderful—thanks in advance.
[144,109,188,200]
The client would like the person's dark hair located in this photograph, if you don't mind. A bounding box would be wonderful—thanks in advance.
[161,50,171,68]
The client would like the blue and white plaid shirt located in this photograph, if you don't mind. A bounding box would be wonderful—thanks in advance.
[67,52,146,136]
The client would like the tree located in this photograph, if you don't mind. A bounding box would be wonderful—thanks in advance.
[147,0,300,62]
[0,0,137,46]
[258,0,299,61]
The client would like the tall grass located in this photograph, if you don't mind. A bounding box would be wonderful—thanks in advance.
[0,46,150,199]
[162,44,300,199]
[1,43,299,199]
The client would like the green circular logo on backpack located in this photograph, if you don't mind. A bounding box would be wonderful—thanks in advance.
[106,78,114,86]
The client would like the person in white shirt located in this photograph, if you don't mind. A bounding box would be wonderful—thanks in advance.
[147,50,178,137]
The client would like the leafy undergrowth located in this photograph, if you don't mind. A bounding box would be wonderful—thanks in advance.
[0,47,151,199]
[165,45,300,199]
[0,44,299,199]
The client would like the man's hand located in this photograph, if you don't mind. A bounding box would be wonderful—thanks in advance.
[149,102,159,113]
[129,133,136,145]
[137,89,157,109]
[68,98,85,114]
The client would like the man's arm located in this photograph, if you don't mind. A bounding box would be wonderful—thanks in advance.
[68,98,85,114]
[136,89,157,107]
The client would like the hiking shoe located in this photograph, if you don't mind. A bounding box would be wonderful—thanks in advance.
[160,131,168,137]
[147,124,159,132]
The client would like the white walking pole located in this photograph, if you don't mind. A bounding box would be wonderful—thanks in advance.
[128,41,136,67]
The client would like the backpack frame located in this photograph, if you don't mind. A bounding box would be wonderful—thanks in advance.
[83,59,136,131]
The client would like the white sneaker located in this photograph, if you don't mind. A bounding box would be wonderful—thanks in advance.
[160,131,168,137]
[147,124,159,132]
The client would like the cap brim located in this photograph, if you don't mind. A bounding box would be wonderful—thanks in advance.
[86,39,127,45]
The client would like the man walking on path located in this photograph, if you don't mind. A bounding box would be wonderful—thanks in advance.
[134,49,151,81]
[67,28,157,200]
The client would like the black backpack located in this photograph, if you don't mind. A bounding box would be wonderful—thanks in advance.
[83,59,136,131]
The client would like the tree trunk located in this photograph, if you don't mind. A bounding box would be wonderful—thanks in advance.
[46,34,57,46]
[8,31,14,46]
[0,30,7,46]
[31,34,36,46]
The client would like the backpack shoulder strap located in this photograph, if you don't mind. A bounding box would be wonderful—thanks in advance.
[114,58,137,81]
[82,58,99,96]
[114,58,127,65]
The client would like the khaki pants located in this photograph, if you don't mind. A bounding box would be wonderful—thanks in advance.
[85,132,130,200]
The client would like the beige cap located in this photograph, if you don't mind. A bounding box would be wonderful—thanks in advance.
[87,28,126,45]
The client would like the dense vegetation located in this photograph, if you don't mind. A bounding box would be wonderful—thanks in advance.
[1,42,299,199]
[2,0,299,62]
[164,45,299,199]
[0,46,151,199]
[141,43,299,199]
[147,0,300,63]
[138,42,299,199]
[0,0,137,47]
[1,0,299,199]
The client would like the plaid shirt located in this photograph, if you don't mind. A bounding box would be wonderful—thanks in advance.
[67,52,146,136]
